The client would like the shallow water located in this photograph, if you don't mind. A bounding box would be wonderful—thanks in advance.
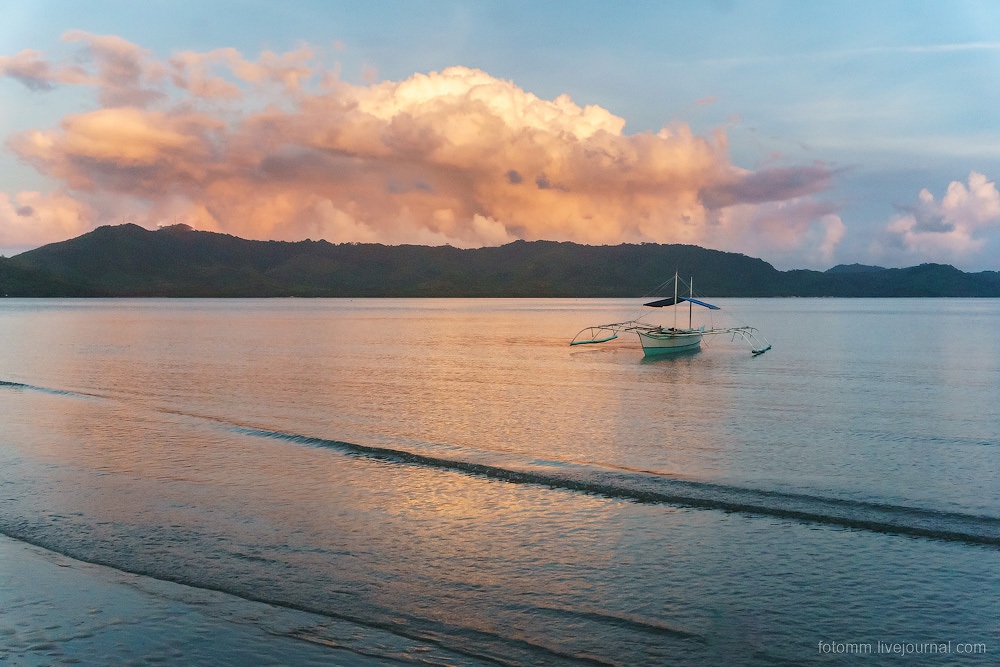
[1,298,997,664]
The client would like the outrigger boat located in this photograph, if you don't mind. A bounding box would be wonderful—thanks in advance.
[571,272,772,357]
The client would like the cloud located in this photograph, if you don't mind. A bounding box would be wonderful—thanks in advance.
[707,198,845,268]
[0,190,94,252]
[2,32,842,262]
[62,30,168,107]
[700,164,835,209]
[0,49,88,90]
[874,172,1000,267]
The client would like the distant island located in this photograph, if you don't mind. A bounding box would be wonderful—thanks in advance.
[2,223,999,297]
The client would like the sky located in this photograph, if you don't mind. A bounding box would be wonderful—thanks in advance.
[1,1,999,270]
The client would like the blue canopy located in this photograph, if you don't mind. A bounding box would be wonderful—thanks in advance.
[644,296,720,310]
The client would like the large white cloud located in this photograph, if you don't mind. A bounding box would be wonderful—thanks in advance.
[2,31,841,263]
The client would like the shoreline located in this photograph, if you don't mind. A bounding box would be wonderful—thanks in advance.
[0,532,408,665]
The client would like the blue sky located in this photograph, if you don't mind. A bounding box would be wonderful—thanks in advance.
[2,0,999,269]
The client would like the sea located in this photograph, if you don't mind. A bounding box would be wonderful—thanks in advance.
[0,297,997,665]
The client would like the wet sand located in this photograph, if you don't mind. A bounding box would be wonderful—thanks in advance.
[0,533,405,666]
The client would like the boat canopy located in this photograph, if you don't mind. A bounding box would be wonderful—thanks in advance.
[643,296,720,310]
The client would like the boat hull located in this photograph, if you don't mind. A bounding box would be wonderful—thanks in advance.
[637,330,702,356]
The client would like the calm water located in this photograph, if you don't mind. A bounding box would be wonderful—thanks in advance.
[1,298,997,665]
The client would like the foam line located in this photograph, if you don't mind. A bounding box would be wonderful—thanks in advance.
[236,427,1000,547]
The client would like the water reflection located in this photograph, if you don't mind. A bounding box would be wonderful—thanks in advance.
[1,299,999,664]
[638,346,703,363]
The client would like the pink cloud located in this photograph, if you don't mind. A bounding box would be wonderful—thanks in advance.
[2,34,842,261]
[0,190,94,251]
[62,30,168,107]
[875,172,1000,267]
[707,199,845,267]
[0,49,88,90]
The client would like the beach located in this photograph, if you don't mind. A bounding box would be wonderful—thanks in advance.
[0,533,418,666]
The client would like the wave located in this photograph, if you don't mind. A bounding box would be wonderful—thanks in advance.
[0,379,84,397]
[236,426,1000,547]
[4,378,998,547]
[0,528,586,667]
[531,605,704,642]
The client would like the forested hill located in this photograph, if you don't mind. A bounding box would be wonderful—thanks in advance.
[3,223,999,297]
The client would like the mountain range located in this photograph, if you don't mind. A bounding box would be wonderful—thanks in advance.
[2,223,999,297]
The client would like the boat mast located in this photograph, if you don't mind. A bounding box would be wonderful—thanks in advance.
[673,271,679,330]
[689,277,694,329]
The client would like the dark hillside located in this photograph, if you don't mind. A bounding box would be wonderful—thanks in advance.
[0,256,92,296]
[5,224,999,297]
